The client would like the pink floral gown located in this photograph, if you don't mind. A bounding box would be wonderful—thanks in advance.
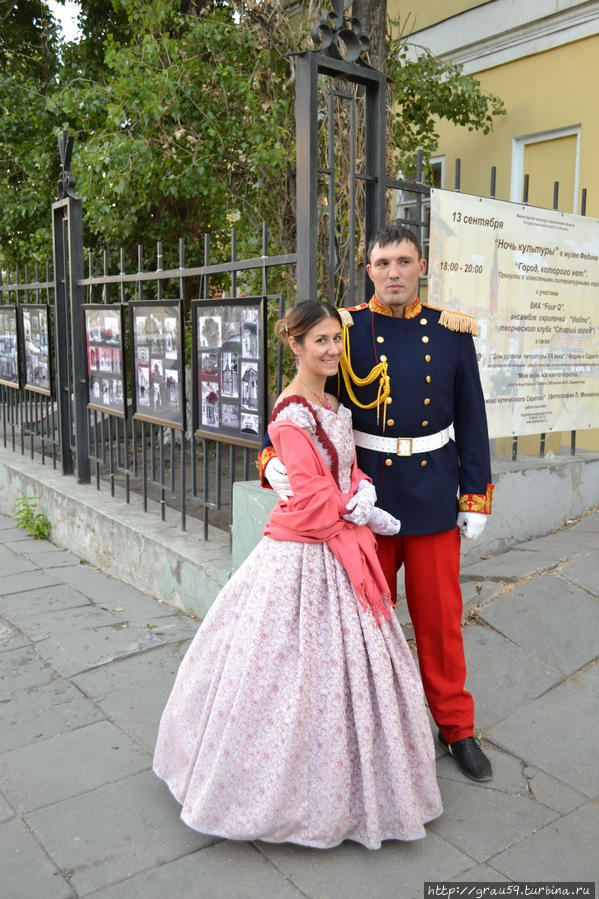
[153,399,442,849]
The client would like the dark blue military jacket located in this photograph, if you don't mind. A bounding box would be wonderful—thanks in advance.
[330,300,492,535]
[260,299,493,536]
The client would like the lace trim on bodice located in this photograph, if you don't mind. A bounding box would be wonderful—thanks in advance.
[270,395,340,486]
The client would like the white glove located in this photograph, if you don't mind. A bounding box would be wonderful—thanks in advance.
[343,479,376,526]
[457,511,487,540]
[367,506,401,536]
[265,457,292,501]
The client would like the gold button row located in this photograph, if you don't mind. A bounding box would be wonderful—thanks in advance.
[385,458,428,467]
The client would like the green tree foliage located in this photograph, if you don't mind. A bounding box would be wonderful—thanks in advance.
[0,0,505,269]
[387,34,505,174]
[0,1,62,262]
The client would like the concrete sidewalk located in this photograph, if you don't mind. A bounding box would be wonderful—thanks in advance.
[1,510,598,898]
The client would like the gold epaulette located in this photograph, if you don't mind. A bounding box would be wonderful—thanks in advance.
[423,303,479,337]
[338,308,354,328]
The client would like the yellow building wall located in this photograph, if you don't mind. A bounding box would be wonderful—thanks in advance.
[393,1,486,34]
[429,36,599,216]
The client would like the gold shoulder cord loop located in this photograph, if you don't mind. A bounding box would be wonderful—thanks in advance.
[338,325,391,430]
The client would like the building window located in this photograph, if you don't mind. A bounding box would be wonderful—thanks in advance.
[511,126,581,213]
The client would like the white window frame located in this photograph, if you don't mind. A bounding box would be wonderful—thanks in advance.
[510,126,581,213]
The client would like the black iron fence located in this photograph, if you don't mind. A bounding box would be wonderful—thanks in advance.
[1,205,295,540]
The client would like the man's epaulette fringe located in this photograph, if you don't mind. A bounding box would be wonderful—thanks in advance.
[423,303,479,337]
[338,307,355,327]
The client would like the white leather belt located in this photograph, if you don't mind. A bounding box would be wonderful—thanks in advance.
[353,424,454,457]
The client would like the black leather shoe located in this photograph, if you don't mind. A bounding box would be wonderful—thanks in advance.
[438,732,493,782]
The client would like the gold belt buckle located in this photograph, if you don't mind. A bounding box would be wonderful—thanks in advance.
[396,437,413,457]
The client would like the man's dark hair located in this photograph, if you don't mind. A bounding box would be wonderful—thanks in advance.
[367,224,422,262]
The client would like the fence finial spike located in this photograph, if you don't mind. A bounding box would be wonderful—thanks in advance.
[57,131,78,200]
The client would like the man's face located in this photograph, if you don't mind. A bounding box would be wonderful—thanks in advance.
[366,239,426,316]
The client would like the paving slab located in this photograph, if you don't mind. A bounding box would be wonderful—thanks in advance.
[26,770,213,896]
[0,584,94,619]
[1,817,75,899]
[527,770,587,815]
[461,549,563,581]
[0,643,56,696]
[518,531,599,555]
[49,564,163,606]
[462,624,561,728]
[32,616,195,678]
[0,790,14,824]
[7,603,126,642]
[0,544,40,575]
[1,678,104,753]
[560,553,599,596]
[0,618,32,653]
[447,863,510,882]
[0,719,150,813]
[429,775,557,863]
[573,660,599,695]
[95,594,192,628]
[86,840,305,899]
[17,546,84,568]
[257,832,474,899]
[478,574,599,675]
[0,529,50,545]
[490,801,599,881]
[0,569,63,596]
[567,511,599,532]
[73,644,185,753]
[487,680,599,797]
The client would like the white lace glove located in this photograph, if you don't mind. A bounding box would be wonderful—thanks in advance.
[264,457,292,501]
[457,511,487,540]
[342,479,376,526]
[367,506,401,536]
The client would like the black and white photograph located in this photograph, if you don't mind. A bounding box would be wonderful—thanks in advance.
[137,364,150,407]
[198,314,222,350]
[221,352,239,397]
[201,381,220,428]
[240,412,259,435]
[242,309,259,357]
[84,304,127,417]
[199,353,218,378]
[130,301,184,429]
[222,319,241,346]
[21,304,52,396]
[191,297,266,447]
[0,306,20,389]
[241,361,259,410]
[221,403,239,429]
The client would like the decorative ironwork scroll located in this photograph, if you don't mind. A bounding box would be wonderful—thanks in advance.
[310,0,370,62]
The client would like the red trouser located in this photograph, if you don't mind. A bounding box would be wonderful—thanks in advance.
[376,528,474,744]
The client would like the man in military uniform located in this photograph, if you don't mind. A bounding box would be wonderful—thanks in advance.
[260,224,494,782]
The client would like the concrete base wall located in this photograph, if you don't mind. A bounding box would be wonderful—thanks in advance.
[2,444,598,619]
[0,446,230,620]
[232,452,599,570]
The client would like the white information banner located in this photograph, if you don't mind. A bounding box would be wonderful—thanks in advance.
[428,189,599,439]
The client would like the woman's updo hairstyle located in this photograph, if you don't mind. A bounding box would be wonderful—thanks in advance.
[275,300,342,345]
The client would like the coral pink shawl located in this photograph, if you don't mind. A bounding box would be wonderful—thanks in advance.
[263,418,391,624]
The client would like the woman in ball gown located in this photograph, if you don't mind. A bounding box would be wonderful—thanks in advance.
[153,300,442,850]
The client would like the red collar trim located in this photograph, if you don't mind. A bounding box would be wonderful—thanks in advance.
[368,295,421,318]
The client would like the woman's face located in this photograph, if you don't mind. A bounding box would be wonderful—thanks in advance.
[292,315,343,379]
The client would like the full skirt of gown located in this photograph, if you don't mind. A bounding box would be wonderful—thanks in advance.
[153,534,443,850]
